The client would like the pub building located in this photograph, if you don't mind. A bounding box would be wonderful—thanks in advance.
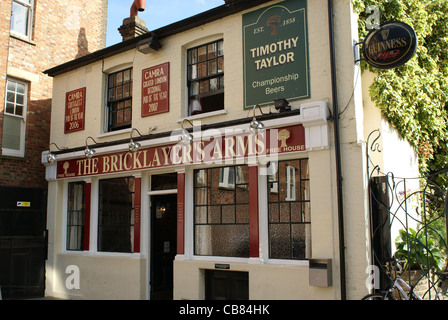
[41,0,418,300]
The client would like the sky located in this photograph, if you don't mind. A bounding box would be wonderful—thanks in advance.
[106,0,225,46]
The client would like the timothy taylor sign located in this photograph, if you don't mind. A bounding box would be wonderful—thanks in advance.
[243,0,310,108]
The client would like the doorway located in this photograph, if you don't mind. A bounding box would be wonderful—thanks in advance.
[150,194,177,300]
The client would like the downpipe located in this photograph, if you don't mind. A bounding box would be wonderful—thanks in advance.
[328,0,347,300]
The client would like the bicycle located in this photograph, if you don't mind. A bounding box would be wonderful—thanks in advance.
[362,258,448,300]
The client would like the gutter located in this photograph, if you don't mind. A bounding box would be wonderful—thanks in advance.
[327,0,346,300]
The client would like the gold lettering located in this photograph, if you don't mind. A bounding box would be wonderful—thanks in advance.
[123,153,133,171]
[152,149,161,167]
[161,147,172,165]
[110,155,119,172]
[133,151,143,169]
[182,144,192,164]
[103,156,110,173]
[171,145,182,165]
[225,137,236,158]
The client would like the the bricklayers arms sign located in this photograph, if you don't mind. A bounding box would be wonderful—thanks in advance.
[243,0,310,108]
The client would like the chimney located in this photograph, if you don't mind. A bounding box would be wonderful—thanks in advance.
[118,16,149,41]
[118,0,148,41]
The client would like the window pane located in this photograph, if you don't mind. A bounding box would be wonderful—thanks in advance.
[268,159,311,260]
[188,48,197,65]
[198,45,207,62]
[2,115,21,150]
[11,2,29,36]
[98,177,135,253]
[107,68,132,131]
[194,166,249,257]
[67,182,85,251]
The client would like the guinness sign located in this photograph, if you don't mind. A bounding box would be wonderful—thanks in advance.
[363,21,417,70]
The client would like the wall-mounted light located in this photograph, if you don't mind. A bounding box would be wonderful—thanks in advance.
[84,136,98,159]
[179,119,194,146]
[274,98,291,112]
[249,104,266,135]
[128,126,157,152]
[137,35,161,54]
[47,143,68,163]
[129,128,142,152]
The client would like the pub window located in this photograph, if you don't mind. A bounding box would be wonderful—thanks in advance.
[267,159,311,260]
[11,0,34,40]
[107,68,132,132]
[67,182,85,251]
[98,177,135,253]
[187,39,224,116]
[1,78,27,157]
[194,165,249,257]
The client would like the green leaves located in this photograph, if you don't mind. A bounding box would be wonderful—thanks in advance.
[395,228,445,271]
[353,0,448,175]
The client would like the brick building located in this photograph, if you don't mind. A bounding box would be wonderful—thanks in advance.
[0,0,107,299]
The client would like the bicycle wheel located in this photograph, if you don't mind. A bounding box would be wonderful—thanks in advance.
[361,293,386,300]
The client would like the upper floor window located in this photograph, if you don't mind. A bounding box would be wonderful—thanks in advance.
[2,78,27,157]
[107,68,132,132]
[187,39,224,116]
[11,0,34,39]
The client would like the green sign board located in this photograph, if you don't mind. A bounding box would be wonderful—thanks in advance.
[243,0,310,108]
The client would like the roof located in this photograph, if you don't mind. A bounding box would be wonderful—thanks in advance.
[44,0,272,77]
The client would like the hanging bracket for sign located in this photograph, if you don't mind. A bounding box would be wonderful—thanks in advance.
[361,21,417,70]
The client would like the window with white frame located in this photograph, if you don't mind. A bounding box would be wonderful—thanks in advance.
[2,78,27,157]
[10,0,34,39]
[187,39,224,116]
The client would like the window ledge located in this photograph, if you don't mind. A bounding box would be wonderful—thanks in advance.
[96,128,132,139]
[10,32,36,45]
[177,109,228,123]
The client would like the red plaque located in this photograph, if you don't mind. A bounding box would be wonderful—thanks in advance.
[65,88,86,133]
[142,62,169,117]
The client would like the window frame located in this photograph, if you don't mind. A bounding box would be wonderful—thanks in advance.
[2,78,28,157]
[106,68,133,132]
[187,39,224,116]
[10,0,34,40]
[193,165,250,258]
[66,181,86,251]
[97,176,135,253]
[267,159,311,260]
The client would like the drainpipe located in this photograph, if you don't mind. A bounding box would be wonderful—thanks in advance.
[327,0,347,300]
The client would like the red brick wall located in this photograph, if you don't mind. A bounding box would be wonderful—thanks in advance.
[0,0,108,188]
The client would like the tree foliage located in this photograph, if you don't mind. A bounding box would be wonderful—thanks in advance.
[353,0,448,181]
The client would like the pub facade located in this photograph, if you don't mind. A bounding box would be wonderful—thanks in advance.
[42,0,418,299]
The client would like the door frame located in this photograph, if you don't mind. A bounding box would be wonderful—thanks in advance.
[147,188,177,300]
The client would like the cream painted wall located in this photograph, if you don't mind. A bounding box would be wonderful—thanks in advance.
[48,0,333,151]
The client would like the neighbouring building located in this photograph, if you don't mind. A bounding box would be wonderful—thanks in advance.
[0,0,107,299]
[41,0,418,300]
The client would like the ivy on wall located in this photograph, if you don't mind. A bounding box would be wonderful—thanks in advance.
[353,0,448,182]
